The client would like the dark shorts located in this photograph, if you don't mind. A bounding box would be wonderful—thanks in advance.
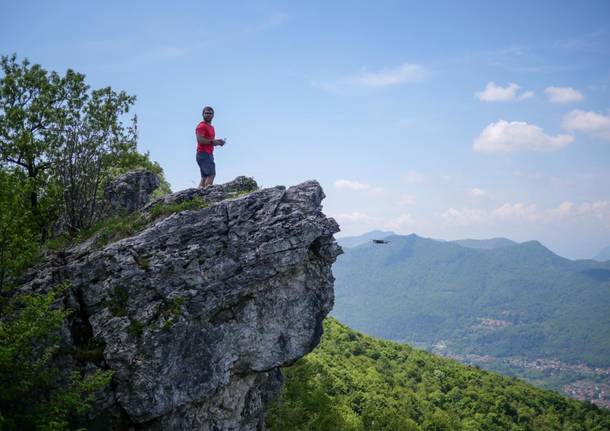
[196,152,215,177]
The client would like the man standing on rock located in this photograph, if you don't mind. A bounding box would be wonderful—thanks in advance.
[196,106,226,188]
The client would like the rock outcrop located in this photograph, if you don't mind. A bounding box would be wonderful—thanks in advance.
[21,174,341,430]
[102,170,161,217]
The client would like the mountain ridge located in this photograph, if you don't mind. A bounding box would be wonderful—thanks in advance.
[332,233,610,369]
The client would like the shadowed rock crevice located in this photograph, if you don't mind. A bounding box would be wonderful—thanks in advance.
[20,173,341,430]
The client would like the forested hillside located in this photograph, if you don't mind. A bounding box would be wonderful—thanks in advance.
[332,234,610,367]
[267,319,610,431]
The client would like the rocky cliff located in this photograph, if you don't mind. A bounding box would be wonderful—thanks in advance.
[20,173,341,430]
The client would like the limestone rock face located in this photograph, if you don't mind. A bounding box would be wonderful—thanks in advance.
[22,175,341,430]
[102,170,161,217]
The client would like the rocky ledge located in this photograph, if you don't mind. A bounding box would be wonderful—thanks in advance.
[20,173,341,430]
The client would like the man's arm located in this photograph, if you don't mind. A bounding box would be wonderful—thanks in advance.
[196,134,225,146]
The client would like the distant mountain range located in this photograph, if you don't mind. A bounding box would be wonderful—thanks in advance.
[337,230,395,248]
[339,231,519,251]
[451,237,517,250]
[332,233,610,370]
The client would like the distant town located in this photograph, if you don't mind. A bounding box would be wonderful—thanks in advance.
[431,341,610,409]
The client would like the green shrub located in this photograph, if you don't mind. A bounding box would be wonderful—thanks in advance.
[0,288,113,430]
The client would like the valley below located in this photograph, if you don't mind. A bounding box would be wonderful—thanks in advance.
[333,232,610,408]
[428,343,610,408]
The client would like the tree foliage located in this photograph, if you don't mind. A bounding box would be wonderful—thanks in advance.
[0,55,168,429]
[0,170,38,291]
[267,318,610,431]
[0,287,113,430]
[0,54,167,236]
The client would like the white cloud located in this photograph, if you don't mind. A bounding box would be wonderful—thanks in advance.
[492,202,539,221]
[334,212,373,223]
[349,63,425,88]
[441,200,610,229]
[545,200,610,224]
[544,86,584,104]
[549,201,574,218]
[385,213,416,229]
[397,195,415,205]
[475,82,533,102]
[473,120,573,153]
[334,179,384,193]
[577,200,610,218]
[468,188,488,198]
[441,208,487,226]
[402,170,425,183]
[562,110,610,140]
[519,90,535,100]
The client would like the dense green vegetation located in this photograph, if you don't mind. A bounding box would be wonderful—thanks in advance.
[267,318,610,430]
[332,234,610,368]
[0,287,113,430]
[0,55,170,429]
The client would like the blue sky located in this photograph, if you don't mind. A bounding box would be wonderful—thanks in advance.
[2,0,610,258]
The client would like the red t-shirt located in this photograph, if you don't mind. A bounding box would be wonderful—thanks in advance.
[196,121,215,154]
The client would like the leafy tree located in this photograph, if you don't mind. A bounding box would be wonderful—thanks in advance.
[49,83,138,232]
[0,54,69,237]
[0,170,38,290]
[0,287,112,430]
[267,318,610,430]
[0,55,167,429]
[0,54,166,236]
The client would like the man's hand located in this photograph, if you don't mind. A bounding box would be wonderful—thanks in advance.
[215,138,226,146]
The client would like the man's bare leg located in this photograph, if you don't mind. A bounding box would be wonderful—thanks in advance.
[198,177,206,189]
[203,175,215,187]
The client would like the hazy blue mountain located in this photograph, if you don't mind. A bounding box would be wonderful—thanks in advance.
[336,230,395,248]
[594,245,610,262]
[452,237,517,250]
[332,233,610,368]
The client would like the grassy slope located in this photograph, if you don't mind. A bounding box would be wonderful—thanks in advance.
[267,318,610,431]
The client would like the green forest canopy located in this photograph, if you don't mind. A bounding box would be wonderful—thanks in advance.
[267,318,610,431]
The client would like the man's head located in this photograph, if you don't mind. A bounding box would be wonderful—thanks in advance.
[202,106,214,123]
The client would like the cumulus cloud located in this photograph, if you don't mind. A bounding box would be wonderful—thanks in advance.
[562,109,610,140]
[397,195,415,205]
[385,213,416,229]
[334,179,384,193]
[577,200,610,217]
[402,170,425,183]
[442,200,610,227]
[475,82,533,102]
[468,188,488,198]
[350,63,425,88]
[545,200,610,223]
[473,120,573,153]
[334,212,373,223]
[441,208,487,226]
[492,203,540,221]
[549,201,574,218]
[545,86,584,104]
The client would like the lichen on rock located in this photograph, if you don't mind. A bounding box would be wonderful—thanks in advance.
[20,173,342,430]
